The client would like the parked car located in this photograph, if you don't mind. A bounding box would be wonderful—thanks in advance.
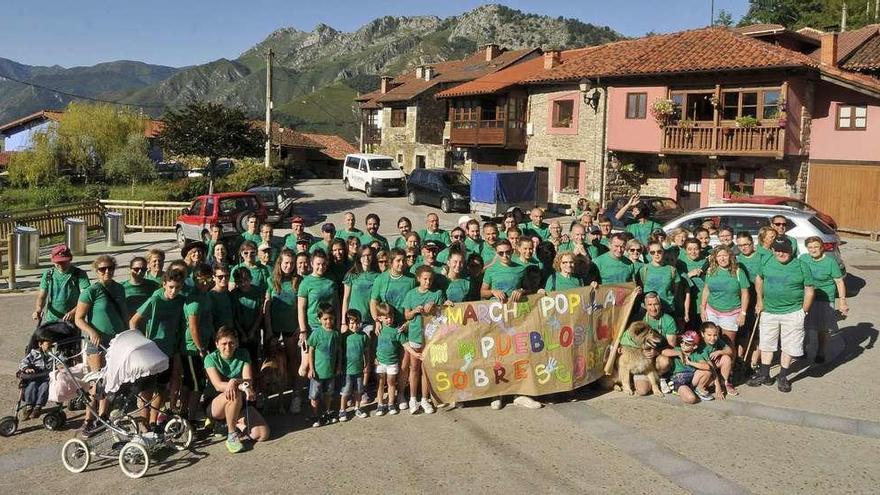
[406,169,470,213]
[342,153,406,197]
[174,192,267,247]
[187,159,235,178]
[155,161,187,180]
[662,204,845,271]
[247,185,295,224]
[603,195,684,229]
[724,195,838,230]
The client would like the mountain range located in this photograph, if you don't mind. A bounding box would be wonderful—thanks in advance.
[0,4,622,141]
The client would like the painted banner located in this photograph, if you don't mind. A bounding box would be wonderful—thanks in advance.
[423,284,637,403]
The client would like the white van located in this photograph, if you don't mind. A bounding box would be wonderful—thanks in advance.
[342,153,406,197]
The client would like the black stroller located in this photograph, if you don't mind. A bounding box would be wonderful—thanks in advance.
[0,321,87,437]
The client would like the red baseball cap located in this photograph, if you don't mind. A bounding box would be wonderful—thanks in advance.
[291,216,305,224]
[51,244,73,263]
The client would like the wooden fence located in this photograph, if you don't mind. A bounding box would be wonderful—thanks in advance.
[0,202,104,241]
[99,199,189,232]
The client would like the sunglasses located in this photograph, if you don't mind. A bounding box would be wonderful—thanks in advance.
[131,266,146,272]
[97,266,114,273]
[214,274,228,279]
[772,223,786,227]
[649,250,663,255]
[242,251,255,255]
[497,250,512,256]
[406,255,417,259]
[629,248,642,253]
[377,259,388,263]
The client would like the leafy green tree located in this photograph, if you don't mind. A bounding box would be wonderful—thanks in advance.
[740,0,876,30]
[7,131,62,186]
[715,9,735,27]
[158,102,265,194]
[103,135,157,191]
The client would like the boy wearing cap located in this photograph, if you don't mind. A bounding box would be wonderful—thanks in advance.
[310,223,337,255]
[33,245,90,323]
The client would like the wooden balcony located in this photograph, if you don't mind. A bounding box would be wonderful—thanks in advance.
[661,124,785,157]
[448,121,527,149]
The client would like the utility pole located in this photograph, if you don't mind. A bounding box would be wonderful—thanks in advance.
[264,49,273,169]
[875,0,878,22]
[710,0,715,26]
[841,2,848,32]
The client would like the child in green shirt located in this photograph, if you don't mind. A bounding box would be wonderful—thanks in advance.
[339,309,370,422]
[307,304,341,428]
[402,266,444,415]
[660,330,716,404]
[373,303,407,417]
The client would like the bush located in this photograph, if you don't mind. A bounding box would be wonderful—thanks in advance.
[0,179,94,212]
[219,158,282,192]
[165,178,211,201]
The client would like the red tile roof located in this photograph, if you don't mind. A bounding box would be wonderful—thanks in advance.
[808,24,880,64]
[843,34,880,70]
[522,27,820,84]
[301,132,357,160]
[0,110,64,134]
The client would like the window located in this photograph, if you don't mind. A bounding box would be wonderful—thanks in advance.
[626,93,647,119]
[552,99,575,128]
[719,87,783,121]
[723,215,768,235]
[837,105,867,130]
[189,199,204,216]
[741,92,758,118]
[560,161,580,191]
[396,154,404,166]
[508,97,526,128]
[762,90,780,119]
[725,169,756,197]
[684,92,715,121]
[391,107,407,127]
[204,197,215,217]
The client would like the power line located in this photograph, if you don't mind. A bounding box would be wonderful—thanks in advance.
[0,71,168,110]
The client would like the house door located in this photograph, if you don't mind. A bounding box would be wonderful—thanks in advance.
[416,155,426,169]
[535,167,549,207]
[678,165,703,211]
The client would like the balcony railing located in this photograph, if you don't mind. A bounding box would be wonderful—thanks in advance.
[448,120,526,149]
[661,124,785,157]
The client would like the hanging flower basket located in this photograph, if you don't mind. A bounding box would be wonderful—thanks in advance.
[650,98,675,128]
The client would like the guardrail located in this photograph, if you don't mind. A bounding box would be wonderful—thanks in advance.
[99,199,189,232]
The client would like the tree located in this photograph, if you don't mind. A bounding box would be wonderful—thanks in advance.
[7,131,62,186]
[715,9,735,27]
[158,102,265,194]
[739,0,876,30]
[103,135,157,192]
[739,0,822,27]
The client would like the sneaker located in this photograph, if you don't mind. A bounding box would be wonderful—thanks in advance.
[490,399,503,410]
[311,416,323,428]
[359,394,371,407]
[212,422,227,439]
[694,388,714,401]
[409,397,420,415]
[338,410,349,422]
[289,395,302,414]
[747,373,775,387]
[324,412,338,424]
[660,379,672,395]
[388,405,399,416]
[375,405,387,417]
[777,376,792,393]
[421,399,435,415]
[725,382,739,396]
[398,395,409,410]
[225,432,244,453]
[355,408,368,419]
[513,396,542,409]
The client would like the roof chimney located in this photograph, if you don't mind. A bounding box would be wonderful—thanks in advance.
[544,50,562,70]
[484,43,501,61]
[423,65,434,81]
[820,32,839,66]
[415,66,425,79]
[380,76,393,94]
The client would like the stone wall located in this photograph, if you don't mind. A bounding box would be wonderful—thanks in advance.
[377,105,448,172]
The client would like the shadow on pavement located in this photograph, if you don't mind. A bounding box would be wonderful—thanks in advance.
[793,322,878,382]
[844,273,867,297]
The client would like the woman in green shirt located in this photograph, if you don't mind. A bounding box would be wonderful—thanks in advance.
[442,251,473,303]
[297,250,339,344]
[342,246,380,328]
[756,226,777,260]
[232,241,271,292]
[265,248,305,412]
[639,241,683,317]
[800,236,848,363]
[678,238,708,329]
[542,252,586,293]
[700,246,750,350]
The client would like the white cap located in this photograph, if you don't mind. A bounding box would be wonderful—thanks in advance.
[457,215,474,227]
[258,243,272,252]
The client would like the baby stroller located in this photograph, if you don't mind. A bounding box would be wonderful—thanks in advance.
[0,321,85,437]
[60,329,193,478]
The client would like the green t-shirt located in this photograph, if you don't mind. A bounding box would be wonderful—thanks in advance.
[39,267,90,322]
[375,325,407,365]
[557,240,606,259]
[392,236,409,251]
[759,257,814,314]
[137,292,185,357]
[443,276,472,303]
[638,263,679,313]
[336,228,363,242]
[268,279,298,335]
[625,220,661,245]
[704,267,750,312]
[370,271,416,325]
[544,272,582,292]
[209,290,234,330]
[230,286,265,336]
[593,253,636,284]
[402,288,444,345]
[283,232,314,252]
[231,262,271,292]
[736,252,764,285]
[677,255,708,292]
[480,242,498,265]
[693,340,729,362]
[308,240,332,255]
[298,274,338,331]
[239,231,262,247]
[204,348,250,394]
[78,282,128,337]
[418,229,451,249]
[307,328,340,379]
[184,290,215,354]
[798,254,842,302]
[122,279,160,320]
[436,244,466,264]
[519,222,550,240]
[343,330,369,375]
[671,346,706,374]
[620,312,677,347]
[463,237,484,259]
[358,232,389,250]
[483,262,526,297]
[344,271,379,324]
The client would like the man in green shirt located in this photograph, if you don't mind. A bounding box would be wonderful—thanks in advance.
[359,213,389,250]
[283,216,314,252]
[463,219,484,259]
[481,240,526,303]
[519,208,550,240]
[239,216,263,249]
[309,223,337,255]
[770,215,800,257]
[418,213,450,249]
[593,234,636,284]
[335,212,363,242]
[34,245,91,324]
[749,239,814,393]
[479,223,500,265]
[122,256,160,320]
[615,195,661,245]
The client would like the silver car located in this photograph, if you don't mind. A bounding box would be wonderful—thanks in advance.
[662,204,845,271]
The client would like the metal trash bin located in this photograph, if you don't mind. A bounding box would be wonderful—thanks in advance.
[104,212,125,247]
[14,226,39,270]
[65,217,87,255]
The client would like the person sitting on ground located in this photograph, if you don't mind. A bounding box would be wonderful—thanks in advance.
[619,292,677,395]
[660,330,717,404]
[307,303,342,427]
[18,336,53,420]
[205,327,270,453]
[33,244,90,324]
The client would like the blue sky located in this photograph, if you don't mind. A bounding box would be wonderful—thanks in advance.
[0,0,749,68]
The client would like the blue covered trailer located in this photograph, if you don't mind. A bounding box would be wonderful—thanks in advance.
[469,170,537,219]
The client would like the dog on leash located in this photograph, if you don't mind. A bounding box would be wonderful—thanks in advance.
[612,321,665,397]
[260,338,289,413]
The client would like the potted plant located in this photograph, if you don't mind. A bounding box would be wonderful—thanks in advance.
[769,110,787,128]
[709,94,721,109]
[679,118,696,139]
[735,115,759,128]
[650,98,675,127]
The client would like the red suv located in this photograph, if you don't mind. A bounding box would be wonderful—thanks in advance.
[175,192,267,246]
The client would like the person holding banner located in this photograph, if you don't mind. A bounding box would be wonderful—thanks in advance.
[402,266,444,414]
[442,251,473,303]
[541,252,589,293]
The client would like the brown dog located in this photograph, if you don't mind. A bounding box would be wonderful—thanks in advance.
[260,338,289,411]
[613,321,665,397]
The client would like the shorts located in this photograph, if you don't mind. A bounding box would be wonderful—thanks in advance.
[705,305,742,332]
[182,354,207,392]
[672,370,695,389]
[375,362,399,376]
[408,342,424,351]
[758,309,805,357]
[340,374,364,396]
[804,301,839,333]
[85,333,111,356]
[308,377,336,400]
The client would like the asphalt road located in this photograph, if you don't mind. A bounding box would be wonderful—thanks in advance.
[0,180,878,494]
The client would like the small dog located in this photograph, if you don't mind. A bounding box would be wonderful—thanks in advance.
[614,321,665,397]
[260,338,289,412]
